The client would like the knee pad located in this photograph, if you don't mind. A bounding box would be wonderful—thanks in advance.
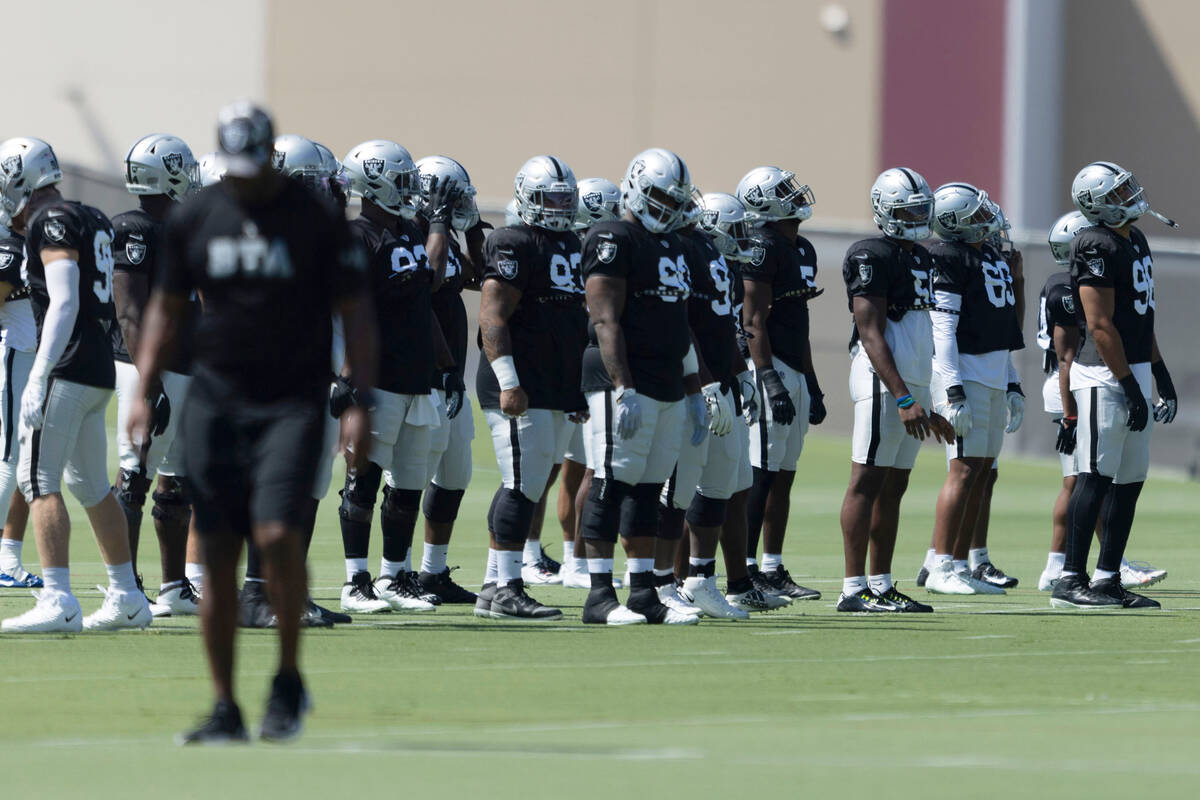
[381,485,421,519]
[489,487,537,546]
[686,493,728,529]
[619,482,663,539]
[657,503,686,540]
[114,468,152,510]
[423,483,465,524]
[339,462,383,523]
[151,476,192,524]
[580,477,632,543]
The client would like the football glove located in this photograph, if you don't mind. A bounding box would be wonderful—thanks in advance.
[1152,360,1177,424]
[1056,417,1077,455]
[329,375,357,419]
[20,375,47,432]
[738,371,759,425]
[805,372,826,425]
[614,387,642,440]
[758,367,795,427]
[700,382,733,436]
[1005,383,1024,433]
[685,391,710,447]
[149,389,171,437]
[442,370,466,419]
[424,176,460,226]
[1118,374,1149,432]
[943,384,973,438]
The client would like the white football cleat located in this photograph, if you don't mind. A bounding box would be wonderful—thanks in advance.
[925,563,977,595]
[1,590,83,633]
[150,579,201,617]
[1121,561,1167,589]
[83,587,152,631]
[726,586,789,612]
[600,604,647,626]
[521,560,561,585]
[373,574,435,613]
[561,567,592,589]
[656,582,702,616]
[340,572,392,613]
[1038,568,1062,592]
[661,607,701,625]
[681,576,749,619]
[961,572,1005,595]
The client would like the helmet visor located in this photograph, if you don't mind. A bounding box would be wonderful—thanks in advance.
[892,199,932,223]
[961,200,998,229]
[774,174,815,210]
[1098,173,1144,209]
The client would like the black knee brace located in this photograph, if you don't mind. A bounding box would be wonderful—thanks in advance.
[151,476,191,524]
[381,485,421,518]
[489,487,537,546]
[686,493,728,529]
[339,462,383,523]
[657,503,686,541]
[619,482,663,539]
[422,482,465,524]
[114,468,152,510]
[580,477,632,543]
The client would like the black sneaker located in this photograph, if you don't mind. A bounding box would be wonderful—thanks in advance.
[878,585,934,613]
[539,547,562,574]
[238,581,277,628]
[1050,573,1123,610]
[311,599,351,625]
[259,672,310,743]
[915,566,930,587]
[418,567,477,604]
[836,588,895,612]
[973,562,1019,589]
[474,582,496,618]
[404,571,442,605]
[1091,576,1160,610]
[762,565,821,600]
[489,580,562,621]
[747,564,782,597]
[301,599,335,628]
[178,699,249,745]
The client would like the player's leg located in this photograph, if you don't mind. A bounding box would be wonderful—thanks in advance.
[146,371,198,616]
[375,407,437,610]
[522,462,563,585]
[655,428,705,617]
[1091,408,1156,608]
[0,347,39,587]
[418,393,475,603]
[967,393,1019,588]
[294,407,349,626]
[112,359,151,584]
[1040,418,1079,591]
[558,452,589,587]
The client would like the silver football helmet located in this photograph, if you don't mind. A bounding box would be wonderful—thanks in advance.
[514,155,577,232]
[272,134,330,195]
[343,140,420,218]
[124,134,197,201]
[736,166,814,223]
[574,177,621,229]
[1071,161,1149,226]
[931,182,1002,243]
[0,137,62,224]
[416,155,478,231]
[698,192,756,261]
[312,141,348,195]
[505,198,522,227]
[621,148,693,233]
[870,167,933,241]
[196,152,225,187]
[988,205,1014,255]
[1048,210,1091,266]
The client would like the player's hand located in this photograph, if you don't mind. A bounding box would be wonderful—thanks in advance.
[1119,374,1149,432]
[928,410,955,444]
[329,375,357,419]
[1056,417,1077,455]
[500,386,528,418]
[1152,360,1177,424]
[701,382,733,436]
[568,410,589,424]
[899,403,931,441]
[20,376,48,432]
[442,370,466,419]
[759,367,795,427]
[1154,397,1177,425]
[126,393,152,451]
[425,176,461,226]
[738,371,759,426]
[339,406,370,472]
[943,385,973,437]
[1005,388,1024,434]
[686,390,711,446]
[149,389,171,437]
[1006,249,1023,281]
[804,372,826,425]
[614,387,641,440]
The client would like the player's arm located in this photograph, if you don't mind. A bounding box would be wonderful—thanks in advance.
[1053,323,1080,419]
[0,281,12,310]
[1008,249,1025,328]
[1150,334,1177,424]
[742,279,773,369]
[423,177,464,291]
[335,290,379,470]
[479,277,526,416]
[113,268,150,367]
[852,295,933,441]
[461,222,489,289]
[586,274,632,390]
[133,290,186,391]
[1077,284,1147,430]
[431,316,453,372]
[22,245,83,429]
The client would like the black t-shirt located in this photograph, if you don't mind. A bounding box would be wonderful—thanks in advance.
[581,220,692,403]
[350,213,434,395]
[928,239,1024,355]
[24,199,117,389]
[1038,271,1077,373]
[1070,225,1155,366]
[430,236,469,384]
[680,228,738,386]
[476,223,587,411]
[159,180,365,403]
[0,233,28,301]
[842,236,934,350]
[741,228,819,372]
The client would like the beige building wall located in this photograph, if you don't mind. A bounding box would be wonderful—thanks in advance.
[266,0,884,222]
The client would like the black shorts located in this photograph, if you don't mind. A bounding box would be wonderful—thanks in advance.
[182,376,325,536]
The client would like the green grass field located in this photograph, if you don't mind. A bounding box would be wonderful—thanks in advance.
[3,408,1199,798]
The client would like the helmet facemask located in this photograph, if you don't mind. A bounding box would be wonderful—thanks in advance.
[517,183,577,232]
[878,195,933,241]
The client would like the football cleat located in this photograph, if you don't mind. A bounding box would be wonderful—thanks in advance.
[561,565,592,589]
[299,602,334,628]
[681,576,749,620]
[836,589,895,613]
[1091,576,1160,610]
[83,586,152,631]
[239,581,277,628]
[374,573,435,613]
[489,580,562,621]
[915,565,930,587]
[747,564,791,601]
[1038,568,1062,592]
[973,562,1019,589]
[1120,561,1167,589]
[761,565,821,600]
[150,579,201,617]
[581,586,647,626]
[1,590,83,633]
[310,598,350,625]
[626,586,700,625]
[539,547,562,574]
[178,700,249,746]
[417,567,477,604]
[961,570,1005,595]
[878,586,934,613]
[474,582,496,619]
[521,556,562,585]
[0,566,44,588]
[406,571,442,605]
[657,582,702,616]
[726,585,789,612]
[925,562,976,595]
[1050,574,1123,610]
[259,672,311,743]
[340,571,391,614]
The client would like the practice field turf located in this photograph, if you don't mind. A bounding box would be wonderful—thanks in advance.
[2,408,1198,798]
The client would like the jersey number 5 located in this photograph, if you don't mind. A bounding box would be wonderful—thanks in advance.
[93,230,114,304]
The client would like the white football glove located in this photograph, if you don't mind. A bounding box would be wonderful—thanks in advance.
[685,391,710,447]
[942,384,973,438]
[20,375,48,432]
[738,371,759,425]
[1005,390,1024,433]
[614,388,642,440]
[701,382,733,436]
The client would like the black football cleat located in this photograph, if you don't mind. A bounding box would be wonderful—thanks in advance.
[973,562,1019,589]
[474,582,496,618]
[1091,576,1160,610]
[489,580,562,621]
[313,600,351,625]
[178,700,249,746]
[300,599,335,628]
[878,585,934,613]
[747,564,783,598]
[836,588,895,613]
[238,581,277,628]
[259,672,311,743]
[1050,574,1123,610]
[762,565,821,600]
[915,566,930,587]
[539,547,562,574]
[418,567,477,604]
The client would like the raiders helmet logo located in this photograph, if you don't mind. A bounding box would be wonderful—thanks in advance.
[582,191,603,212]
[362,158,385,181]
[937,211,958,230]
[743,185,764,207]
[1086,258,1105,277]
[1062,295,1075,315]
[597,240,618,264]
[700,209,719,230]
[270,150,285,171]
[630,160,646,179]
[749,245,766,266]
[162,152,184,176]
[858,262,873,285]
[43,219,66,243]
[0,252,13,270]
[1,154,21,178]
[126,241,147,265]
[496,257,519,279]
[420,172,434,193]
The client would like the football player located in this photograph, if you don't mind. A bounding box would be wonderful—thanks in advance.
[0,137,152,633]
[577,148,706,626]
[1051,162,1177,610]
[110,134,201,617]
[737,166,823,601]
[130,102,376,742]
[923,183,1024,596]
[837,168,946,612]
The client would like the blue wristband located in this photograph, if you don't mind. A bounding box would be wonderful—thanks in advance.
[896,394,915,409]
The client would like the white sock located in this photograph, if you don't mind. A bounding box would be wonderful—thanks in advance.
[952,559,969,576]
[745,556,757,568]
[868,573,893,594]
[932,553,952,569]
[1093,568,1117,582]
[106,561,139,595]
[1060,570,1079,577]
[968,547,989,571]
[345,558,368,582]
[497,550,523,584]
[1045,552,1065,573]
[653,568,674,578]
[762,553,783,572]
[689,557,715,568]
[159,580,184,593]
[185,562,204,586]
[627,557,654,574]
[0,538,22,572]
[484,549,498,583]
[843,575,867,596]
[922,548,936,570]
[380,558,407,580]
[561,543,575,571]
[420,543,449,575]
[523,539,541,564]
[587,557,614,575]
[43,566,70,597]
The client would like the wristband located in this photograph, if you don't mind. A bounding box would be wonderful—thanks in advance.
[682,344,699,377]
[1063,415,1077,421]
[491,355,520,391]
[895,393,914,409]
[1007,382,1024,397]
[428,220,450,237]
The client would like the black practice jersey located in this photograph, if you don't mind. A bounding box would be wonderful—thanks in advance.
[159,180,365,402]
[741,228,819,372]
[476,223,587,411]
[351,214,434,395]
[24,199,116,389]
[928,240,1024,355]
[1070,225,1155,367]
[0,233,28,300]
[430,235,469,385]
[1037,271,1077,373]
[680,228,738,386]
[581,220,692,403]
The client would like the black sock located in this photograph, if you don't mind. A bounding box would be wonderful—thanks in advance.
[746,467,775,560]
[1096,481,1143,573]
[339,517,370,562]
[245,533,263,581]
[727,575,752,594]
[1064,472,1113,575]
[381,488,421,565]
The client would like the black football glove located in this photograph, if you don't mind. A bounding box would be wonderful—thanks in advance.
[1119,374,1149,432]
[1152,360,1177,424]
[329,375,357,419]
[424,176,461,227]
[1056,417,1077,455]
[758,367,795,427]
[442,370,466,419]
[804,372,826,425]
[149,389,171,437]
